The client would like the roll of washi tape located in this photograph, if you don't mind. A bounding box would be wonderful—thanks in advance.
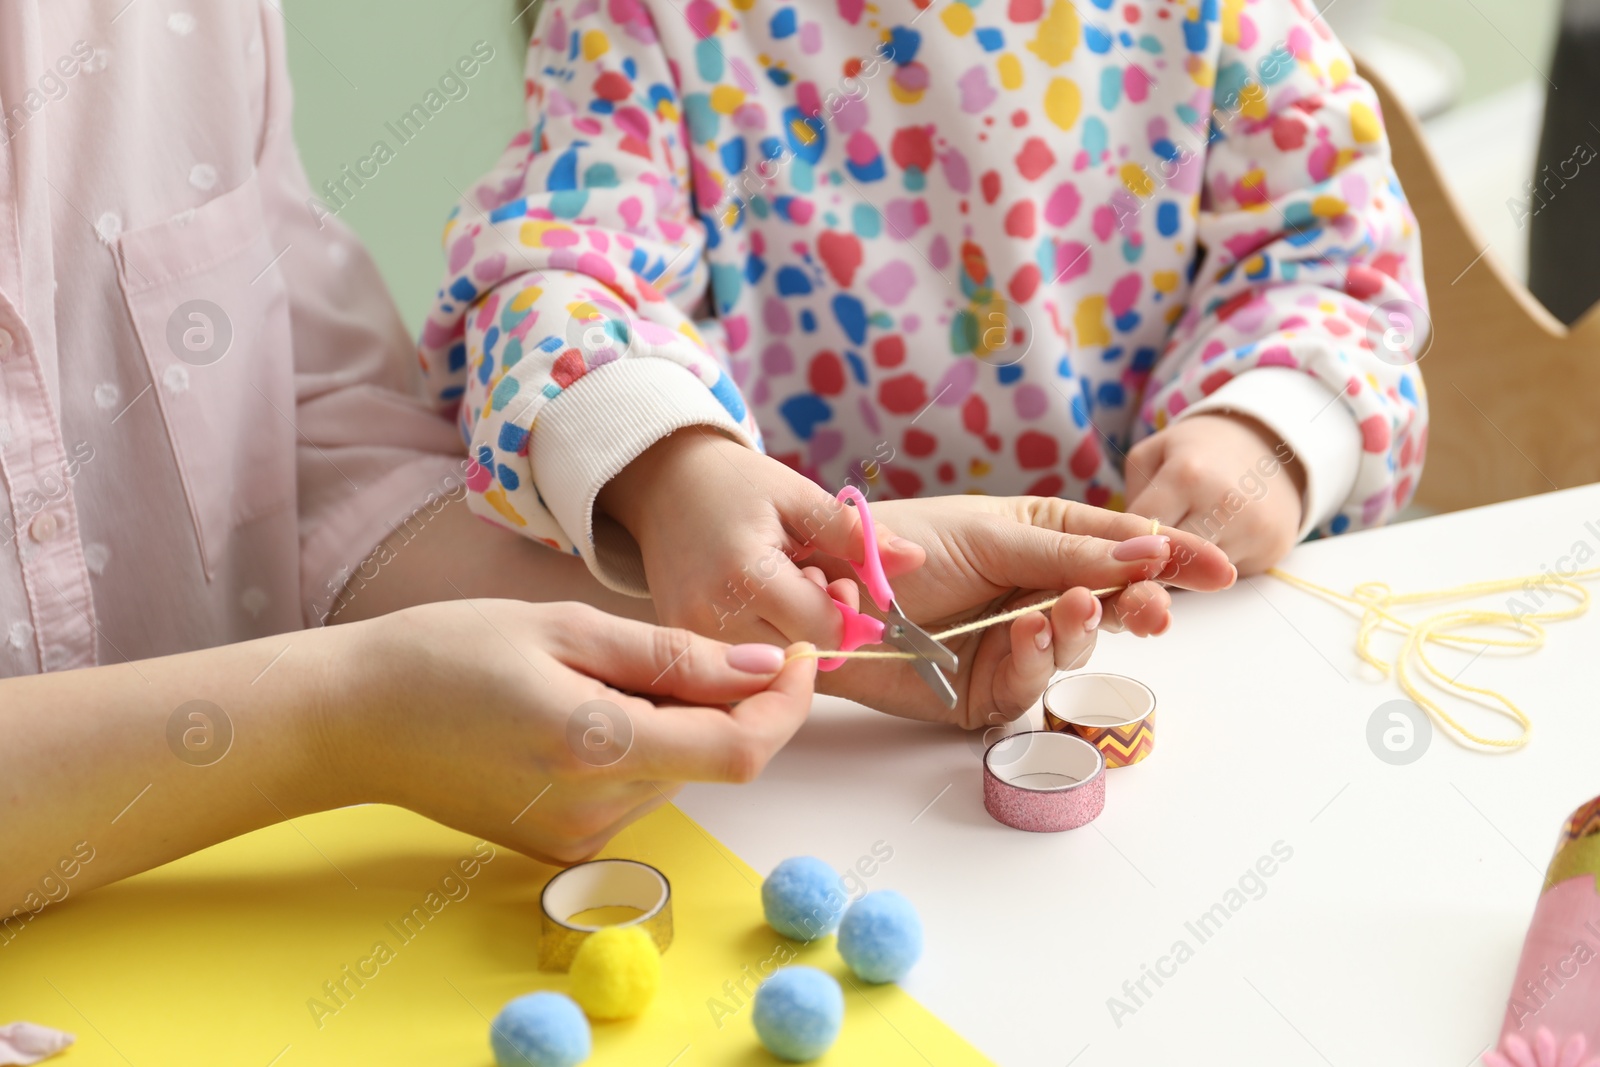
[538,859,674,972]
[1042,672,1156,768]
[982,731,1105,832]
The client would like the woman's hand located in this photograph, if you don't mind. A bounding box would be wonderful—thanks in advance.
[351,600,817,864]
[0,599,813,906]
[806,496,1237,730]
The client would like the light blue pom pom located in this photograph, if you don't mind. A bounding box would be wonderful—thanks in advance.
[752,966,844,1062]
[761,856,845,941]
[838,890,923,983]
[490,991,591,1067]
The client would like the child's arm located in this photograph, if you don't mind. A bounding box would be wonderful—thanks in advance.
[418,0,772,596]
[420,2,931,663]
[1126,0,1428,571]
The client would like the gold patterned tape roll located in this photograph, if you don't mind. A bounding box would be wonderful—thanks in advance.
[538,859,674,972]
[1042,672,1156,769]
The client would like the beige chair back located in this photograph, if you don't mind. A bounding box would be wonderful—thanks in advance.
[1359,59,1600,512]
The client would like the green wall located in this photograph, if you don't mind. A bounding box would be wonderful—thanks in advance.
[1387,0,1560,103]
[283,0,532,334]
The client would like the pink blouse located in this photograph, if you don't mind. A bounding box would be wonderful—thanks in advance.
[0,1,461,676]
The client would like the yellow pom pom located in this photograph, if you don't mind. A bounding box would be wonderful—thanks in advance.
[569,926,661,1020]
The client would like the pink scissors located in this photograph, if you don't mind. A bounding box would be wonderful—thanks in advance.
[818,486,959,709]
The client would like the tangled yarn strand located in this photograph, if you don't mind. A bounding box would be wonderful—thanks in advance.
[1267,566,1600,750]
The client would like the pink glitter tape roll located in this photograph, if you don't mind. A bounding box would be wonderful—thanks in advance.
[983,731,1106,832]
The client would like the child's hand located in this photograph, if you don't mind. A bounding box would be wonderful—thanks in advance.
[1124,414,1306,575]
[360,600,817,865]
[808,496,1236,730]
[598,431,922,647]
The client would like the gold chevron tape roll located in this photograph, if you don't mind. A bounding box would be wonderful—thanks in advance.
[1043,672,1156,769]
[538,859,674,972]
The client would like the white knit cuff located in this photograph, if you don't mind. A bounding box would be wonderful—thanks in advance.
[529,357,757,595]
[1178,367,1361,539]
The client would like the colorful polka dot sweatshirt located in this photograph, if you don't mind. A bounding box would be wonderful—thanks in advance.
[419,0,1428,595]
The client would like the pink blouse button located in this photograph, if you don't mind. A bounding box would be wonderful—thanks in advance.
[29,511,58,543]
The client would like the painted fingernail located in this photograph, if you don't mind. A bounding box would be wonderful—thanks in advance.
[727,643,785,673]
[1033,625,1052,652]
[1084,597,1103,632]
[1111,534,1170,561]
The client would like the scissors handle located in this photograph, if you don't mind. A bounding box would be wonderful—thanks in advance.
[816,599,886,671]
[815,485,892,671]
[834,485,894,612]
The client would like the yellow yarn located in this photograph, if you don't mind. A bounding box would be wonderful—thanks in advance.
[569,925,661,1020]
[1266,565,1600,751]
[791,519,1162,663]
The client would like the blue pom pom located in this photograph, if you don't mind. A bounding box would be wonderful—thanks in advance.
[489,992,590,1067]
[838,890,923,983]
[752,966,844,1062]
[762,856,845,941]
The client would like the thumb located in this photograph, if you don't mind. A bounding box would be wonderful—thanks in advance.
[780,482,923,575]
[626,644,817,784]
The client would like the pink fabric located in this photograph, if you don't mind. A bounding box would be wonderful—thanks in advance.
[1490,876,1600,1062]
[0,2,461,675]
[0,1022,71,1066]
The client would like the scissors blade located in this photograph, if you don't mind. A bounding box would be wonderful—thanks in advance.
[883,606,958,673]
[881,605,960,710]
[911,656,959,710]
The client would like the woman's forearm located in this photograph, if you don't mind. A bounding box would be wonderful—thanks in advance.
[326,495,654,625]
[0,622,374,914]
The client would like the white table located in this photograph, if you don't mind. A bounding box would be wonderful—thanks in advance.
[679,483,1600,1066]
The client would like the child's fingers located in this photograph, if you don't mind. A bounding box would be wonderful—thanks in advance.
[799,565,862,614]
[782,484,865,563]
[758,566,854,646]
[1125,481,1190,535]
[781,485,923,576]
[1122,433,1168,502]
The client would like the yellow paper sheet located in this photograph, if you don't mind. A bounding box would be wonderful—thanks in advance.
[0,803,992,1066]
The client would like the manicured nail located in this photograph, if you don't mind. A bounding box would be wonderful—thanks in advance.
[727,643,785,673]
[889,536,916,551]
[1033,625,1052,652]
[1084,597,1103,632]
[1111,534,1170,561]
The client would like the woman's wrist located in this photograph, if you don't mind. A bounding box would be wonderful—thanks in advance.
[295,614,416,811]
